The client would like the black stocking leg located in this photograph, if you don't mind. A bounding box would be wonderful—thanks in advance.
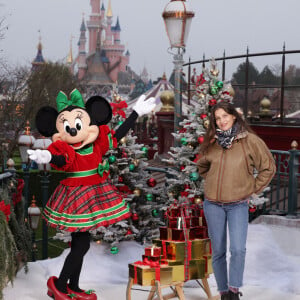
[55,232,91,294]
[68,257,84,292]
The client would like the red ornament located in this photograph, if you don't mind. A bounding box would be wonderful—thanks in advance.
[147,178,157,187]
[126,229,133,235]
[198,136,204,144]
[200,114,207,119]
[132,213,139,221]
[193,154,200,163]
[180,165,185,171]
[118,176,124,183]
[122,151,128,158]
[184,184,190,190]
[249,206,256,213]
[179,128,187,133]
[209,99,217,106]
[180,191,189,197]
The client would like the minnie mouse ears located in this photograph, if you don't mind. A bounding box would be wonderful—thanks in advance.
[85,95,112,126]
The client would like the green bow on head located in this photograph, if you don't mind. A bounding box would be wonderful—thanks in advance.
[98,160,110,177]
[56,89,85,112]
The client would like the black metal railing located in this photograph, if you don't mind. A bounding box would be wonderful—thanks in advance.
[183,46,300,125]
[264,147,300,217]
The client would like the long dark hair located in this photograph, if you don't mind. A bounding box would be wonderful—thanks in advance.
[200,102,254,154]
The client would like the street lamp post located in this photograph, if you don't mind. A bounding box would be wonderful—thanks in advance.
[33,136,52,259]
[162,0,195,145]
[28,195,41,261]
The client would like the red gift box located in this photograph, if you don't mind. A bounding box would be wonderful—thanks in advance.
[142,255,160,262]
[190,216,200,227]
[189,226,208,240]
[145,246,161,257]
[171,228,190,241]
[168,207,180,217]
[168,216,191,229]
[160,227,172,240]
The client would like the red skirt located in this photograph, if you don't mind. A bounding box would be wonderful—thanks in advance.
[42,180,131,232]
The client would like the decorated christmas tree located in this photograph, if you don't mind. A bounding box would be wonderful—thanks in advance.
[162,59,233,205]
[92,92,170,253]
[164,59,268,212]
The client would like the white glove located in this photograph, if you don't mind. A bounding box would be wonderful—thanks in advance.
[133,94,156,116]
[27,149,52,164]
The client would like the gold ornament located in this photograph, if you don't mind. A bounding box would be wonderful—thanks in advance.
[133,188,141,196]
[120,137,127,144]
[187,143,194,150]
[194,196,203,204]
[210,69,219,77]
[133,159,139,167]
[198,92,205,100]
[228,86,235,97]
[203,119,210,129]
[160,90,175,112]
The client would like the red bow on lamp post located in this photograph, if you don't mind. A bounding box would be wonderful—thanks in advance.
[0,200,11,222]
[110,101,128,118]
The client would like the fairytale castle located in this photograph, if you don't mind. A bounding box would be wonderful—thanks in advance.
[31,0,147,96]
[70,0,136,94]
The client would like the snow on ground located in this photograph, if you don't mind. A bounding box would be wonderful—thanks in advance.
[3,222,300,300]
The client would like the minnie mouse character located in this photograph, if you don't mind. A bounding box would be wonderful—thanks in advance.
[28,89,156,300]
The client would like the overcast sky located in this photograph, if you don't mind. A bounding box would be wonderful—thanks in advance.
[1,0,300,81]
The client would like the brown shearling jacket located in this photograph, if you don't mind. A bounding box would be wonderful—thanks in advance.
[197,131,276,203]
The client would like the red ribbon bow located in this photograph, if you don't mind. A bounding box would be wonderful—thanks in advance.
[0,200,11,222]
[110,101,128,118]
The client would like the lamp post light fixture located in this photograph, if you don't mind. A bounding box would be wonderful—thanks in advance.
[17,121,36,217]
[162,0,195,144]
[28,195,41,261]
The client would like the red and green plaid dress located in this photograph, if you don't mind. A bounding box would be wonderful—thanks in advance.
[42,125,131,232]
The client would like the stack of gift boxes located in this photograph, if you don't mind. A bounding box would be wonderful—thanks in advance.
[129,203,213,286]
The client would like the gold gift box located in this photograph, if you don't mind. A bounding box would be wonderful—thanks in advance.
[152,239,211,261]
[128,263,173,286]
[204,254,213,275]
[189,259,206,279]
[167,259,206,281]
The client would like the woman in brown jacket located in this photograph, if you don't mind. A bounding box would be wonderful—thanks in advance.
[197,102,275,300]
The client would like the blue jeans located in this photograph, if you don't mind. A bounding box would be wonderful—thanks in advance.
[203,199,248,292]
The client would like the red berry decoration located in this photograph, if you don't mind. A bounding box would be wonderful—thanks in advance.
[180,165,185,171]
[147,178,157,187]
[118,176,124,183]
[200,114,207,119]
[198,136,204,144]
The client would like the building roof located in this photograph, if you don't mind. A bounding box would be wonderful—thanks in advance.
[112,17,121,31]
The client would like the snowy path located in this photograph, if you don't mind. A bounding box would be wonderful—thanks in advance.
[3,223,300,300]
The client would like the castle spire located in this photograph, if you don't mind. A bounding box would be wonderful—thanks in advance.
[31,31,45,71]
[107,0,113,17]
[66,35,73,65]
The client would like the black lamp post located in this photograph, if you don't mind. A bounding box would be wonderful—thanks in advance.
[33,136,52,259]
[162,0,195,145]
[28,195,41,261]
[17,121,35,217]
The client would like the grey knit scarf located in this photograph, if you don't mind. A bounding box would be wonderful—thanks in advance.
[216,123,238,149]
